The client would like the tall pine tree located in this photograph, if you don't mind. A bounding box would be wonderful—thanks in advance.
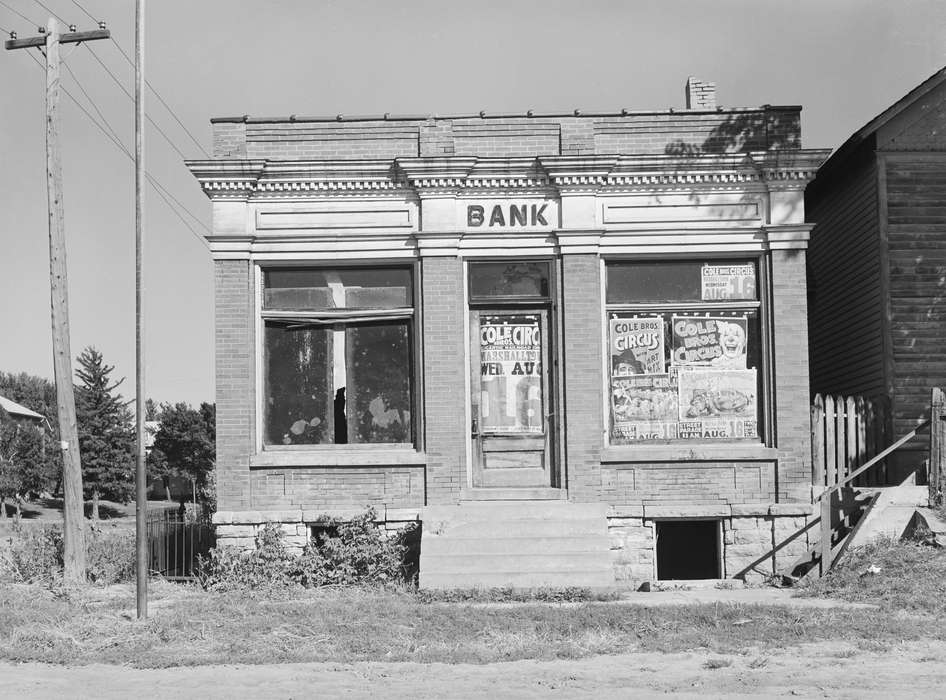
[75,347,135,519]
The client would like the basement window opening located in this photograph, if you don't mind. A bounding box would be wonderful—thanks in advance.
[655,519,721,580]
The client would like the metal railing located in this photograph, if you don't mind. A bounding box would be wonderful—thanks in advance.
[146,508,215,581]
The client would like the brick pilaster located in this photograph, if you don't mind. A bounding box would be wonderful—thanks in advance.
[214,260,254,510]
[421,257,466,502]
[561,254,604,501]
[771,249,812,501]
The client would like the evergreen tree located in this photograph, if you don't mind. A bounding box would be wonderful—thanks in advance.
[74,347,135,519]
[148,401,215,508]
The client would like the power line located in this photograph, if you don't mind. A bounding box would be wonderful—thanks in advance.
[25,49,212,249]
[30,0,69,27]
[70,0,96,24]
[0,22,9,35]
[83,42,190,161]
[106,37,210,158]
[62,58,123,145]
[0,0,41,27]
[65,0,211,159]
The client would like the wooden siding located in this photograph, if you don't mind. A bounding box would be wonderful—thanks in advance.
[884,154,946,445]
[806,147,884,399]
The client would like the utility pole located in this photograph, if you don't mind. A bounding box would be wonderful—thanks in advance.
[6,20,110,585]
[135,0,148,621]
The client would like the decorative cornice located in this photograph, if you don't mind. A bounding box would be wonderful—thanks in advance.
[187,150,831,202]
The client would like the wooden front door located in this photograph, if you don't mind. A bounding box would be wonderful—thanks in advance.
[470,310,552,487]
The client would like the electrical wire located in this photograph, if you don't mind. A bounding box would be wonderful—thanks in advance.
[106,37,211,158]
[84,43,190,161]
[0,0,41,27]
[69,0,96,24]
[25,50,213,249]
[0,22,10,35]
[30,0,69,27]
[68,0,211,158]
[62,58,124,146]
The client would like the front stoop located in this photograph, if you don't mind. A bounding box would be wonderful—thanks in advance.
[418,501,613,590]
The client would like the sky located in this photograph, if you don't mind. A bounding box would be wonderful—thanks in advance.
[1,0,945,407]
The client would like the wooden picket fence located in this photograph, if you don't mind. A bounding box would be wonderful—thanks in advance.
[811,393,890,488]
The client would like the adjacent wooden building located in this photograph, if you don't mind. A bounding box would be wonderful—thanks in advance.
[807,67,946,482]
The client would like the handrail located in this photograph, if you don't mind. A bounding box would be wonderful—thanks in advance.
[819,418,931,498]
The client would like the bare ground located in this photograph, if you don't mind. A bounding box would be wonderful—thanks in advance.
[2,640,944,698]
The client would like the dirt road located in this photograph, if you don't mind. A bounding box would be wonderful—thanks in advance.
[2,640,944,699]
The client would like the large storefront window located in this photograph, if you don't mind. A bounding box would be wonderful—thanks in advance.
[606,260,763,444]
[262,267,414,446]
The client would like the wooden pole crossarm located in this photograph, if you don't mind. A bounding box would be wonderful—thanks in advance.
[5,30,110,51]
[818,418,931,499]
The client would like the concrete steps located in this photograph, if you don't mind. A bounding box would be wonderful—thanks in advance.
[846,477,929,546]
[419,502,613,590]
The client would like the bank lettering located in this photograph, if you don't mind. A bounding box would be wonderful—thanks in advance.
[467,203,550,228]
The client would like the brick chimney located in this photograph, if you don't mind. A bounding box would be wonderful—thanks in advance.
[685,77,716,110]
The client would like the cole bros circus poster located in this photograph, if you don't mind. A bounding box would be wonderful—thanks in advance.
[609,314,759,442]
[479,316,543,434]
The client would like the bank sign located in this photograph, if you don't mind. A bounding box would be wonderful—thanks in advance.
[463,200,558,231]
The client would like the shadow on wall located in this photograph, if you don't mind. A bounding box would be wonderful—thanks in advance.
[664,111,801,156]
[655,111,805,224]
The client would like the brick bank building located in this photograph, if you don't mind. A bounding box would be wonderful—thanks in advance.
[187,80,830,588]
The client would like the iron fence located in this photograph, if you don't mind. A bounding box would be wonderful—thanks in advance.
[146,508,215,581]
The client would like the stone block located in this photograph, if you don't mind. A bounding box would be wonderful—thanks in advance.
[608,505,644,518]
[216,537,255,550]
[261,510,303,523]
[733,529,771,546]
[769,503,813,516]
[230,511,263,524]
[216,524,257,538]
[212,511,233,525]
[725,543,768,559]
[730,503,770,517]
[644,504,730,519]
[729,516,764,530]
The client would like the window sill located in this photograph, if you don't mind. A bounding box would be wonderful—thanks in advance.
[601,443,779,463]
[250,448,427,468]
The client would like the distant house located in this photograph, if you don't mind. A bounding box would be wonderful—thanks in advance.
[806,66,946,483]
[0,394,44,425]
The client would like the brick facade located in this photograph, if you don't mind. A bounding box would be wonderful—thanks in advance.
[194,90,828,586]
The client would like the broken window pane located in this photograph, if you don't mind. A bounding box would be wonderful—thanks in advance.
[347,322,412,444]
[264,324,332,445]
[262,267,415,447]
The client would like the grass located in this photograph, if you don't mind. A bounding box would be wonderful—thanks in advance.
[0,579,943,668]
[798,536,946,615]
[2,537,945,668]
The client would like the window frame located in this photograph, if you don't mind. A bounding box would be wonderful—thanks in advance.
[255,261,423,454]
[602,255,774,449]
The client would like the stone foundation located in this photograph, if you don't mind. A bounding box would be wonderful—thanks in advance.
[607,503,815,588]
[212,507,420,555]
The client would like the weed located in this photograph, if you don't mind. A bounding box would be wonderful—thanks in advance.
[0,523,134,585]
[198,509,415,591]
[702,658,732,670]
[799,537,946,615]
